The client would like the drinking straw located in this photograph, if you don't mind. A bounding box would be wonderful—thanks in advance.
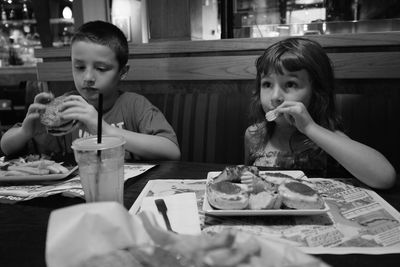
[97,93,103,145]
[97,93,103,157]
[95,93,103,201]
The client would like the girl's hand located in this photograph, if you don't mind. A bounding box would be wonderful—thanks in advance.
[275,101,316,134]
[21,92,53,136]
[60,95,99,134]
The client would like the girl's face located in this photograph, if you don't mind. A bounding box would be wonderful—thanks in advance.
[71,41,127,108]
[260,68,312,123]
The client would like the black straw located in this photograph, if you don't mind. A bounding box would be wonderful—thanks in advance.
[97,93,103,143]
[97,93,103,156]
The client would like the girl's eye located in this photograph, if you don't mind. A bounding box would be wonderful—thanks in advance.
[286,81,298,89]
[261,81,271,89]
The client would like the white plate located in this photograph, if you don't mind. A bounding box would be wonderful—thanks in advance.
[202,170,329,216]
[0,166,78,182]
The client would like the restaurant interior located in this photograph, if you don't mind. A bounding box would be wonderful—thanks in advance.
[1,0,400,266]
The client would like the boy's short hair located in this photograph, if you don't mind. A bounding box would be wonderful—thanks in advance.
[71,20,129,70]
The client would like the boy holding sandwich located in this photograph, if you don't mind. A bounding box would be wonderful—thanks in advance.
[0,21,181,161]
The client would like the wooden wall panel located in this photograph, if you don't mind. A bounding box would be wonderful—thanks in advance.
[35,32,400,58]
[36,52,400,81]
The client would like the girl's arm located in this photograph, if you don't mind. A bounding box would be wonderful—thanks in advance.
[244,126,258,165]
[102,123,181,160]
[305,123,396,189]
[277,101,396,189]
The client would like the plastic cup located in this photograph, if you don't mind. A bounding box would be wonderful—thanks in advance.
[71,135,126,204]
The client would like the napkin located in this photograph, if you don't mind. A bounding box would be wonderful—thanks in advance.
[46,202,151,267]
[46,202,329,267]
[138,192,201,235]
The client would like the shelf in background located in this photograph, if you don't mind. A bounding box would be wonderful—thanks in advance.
[0,18,74,26]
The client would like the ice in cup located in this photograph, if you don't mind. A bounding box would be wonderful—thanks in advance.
[71,136,126,204]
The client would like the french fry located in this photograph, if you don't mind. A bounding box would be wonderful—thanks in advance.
[46,164,61,174]
[8,165,50,175]
[52,163,69,174]
[22,160,55,168]
[3,170,28,176]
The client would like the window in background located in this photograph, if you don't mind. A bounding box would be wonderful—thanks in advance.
[0,0,74,66]
[232,0,400,39]
[109,0,400,42]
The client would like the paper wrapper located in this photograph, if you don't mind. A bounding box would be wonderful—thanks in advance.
[46,202,329,267]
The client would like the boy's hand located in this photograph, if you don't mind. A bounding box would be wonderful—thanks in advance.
[21,92,54,136]
[275,101,316,134]
[60,95,100,134]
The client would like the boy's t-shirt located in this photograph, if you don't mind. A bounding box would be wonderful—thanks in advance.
[24,91,178,161]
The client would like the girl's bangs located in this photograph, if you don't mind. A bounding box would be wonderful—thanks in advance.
[260,52,304,76]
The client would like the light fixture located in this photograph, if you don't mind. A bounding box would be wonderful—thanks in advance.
[62,6,72,19]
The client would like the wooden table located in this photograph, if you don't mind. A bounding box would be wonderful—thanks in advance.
[0,161,399,267]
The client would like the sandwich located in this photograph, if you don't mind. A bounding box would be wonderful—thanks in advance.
[40,95,78,136]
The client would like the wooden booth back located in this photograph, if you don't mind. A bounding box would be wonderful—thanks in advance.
[35,33,400,169]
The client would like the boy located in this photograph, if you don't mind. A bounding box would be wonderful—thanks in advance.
[0,21,181,161]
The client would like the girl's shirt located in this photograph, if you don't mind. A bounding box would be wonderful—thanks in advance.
[246,124,329,176]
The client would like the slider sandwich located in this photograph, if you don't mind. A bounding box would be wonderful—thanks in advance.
[40,95,78,136]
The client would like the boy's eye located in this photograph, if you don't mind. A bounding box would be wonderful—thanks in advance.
[74,65,85,71]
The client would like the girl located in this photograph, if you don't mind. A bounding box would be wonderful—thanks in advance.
[243,38,396,189]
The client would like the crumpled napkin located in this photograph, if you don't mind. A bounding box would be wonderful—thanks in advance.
[46,202,151,267]
[46,202,330,267]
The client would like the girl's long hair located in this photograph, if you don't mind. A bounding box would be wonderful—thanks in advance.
[249,37,343,146]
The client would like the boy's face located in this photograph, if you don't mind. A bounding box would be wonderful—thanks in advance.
[71,41,127,108]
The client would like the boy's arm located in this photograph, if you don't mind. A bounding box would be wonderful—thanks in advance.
[1,92,52,156]
[304,123,396,189]
[103,124,180,160]
[0,126,32,156]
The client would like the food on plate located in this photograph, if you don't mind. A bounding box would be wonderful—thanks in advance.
[207,181,249,210]
[249,191,282,210]
[265,109,278,121]
[278,181,324,209]
[212,165,258,183]
[0,154,70,177]
[40,95,78,136]
[206,165,324,210]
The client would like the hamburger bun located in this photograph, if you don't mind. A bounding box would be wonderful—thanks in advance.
[207,181,249,210]
[278,181,324,209]
[40,95,78,136]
